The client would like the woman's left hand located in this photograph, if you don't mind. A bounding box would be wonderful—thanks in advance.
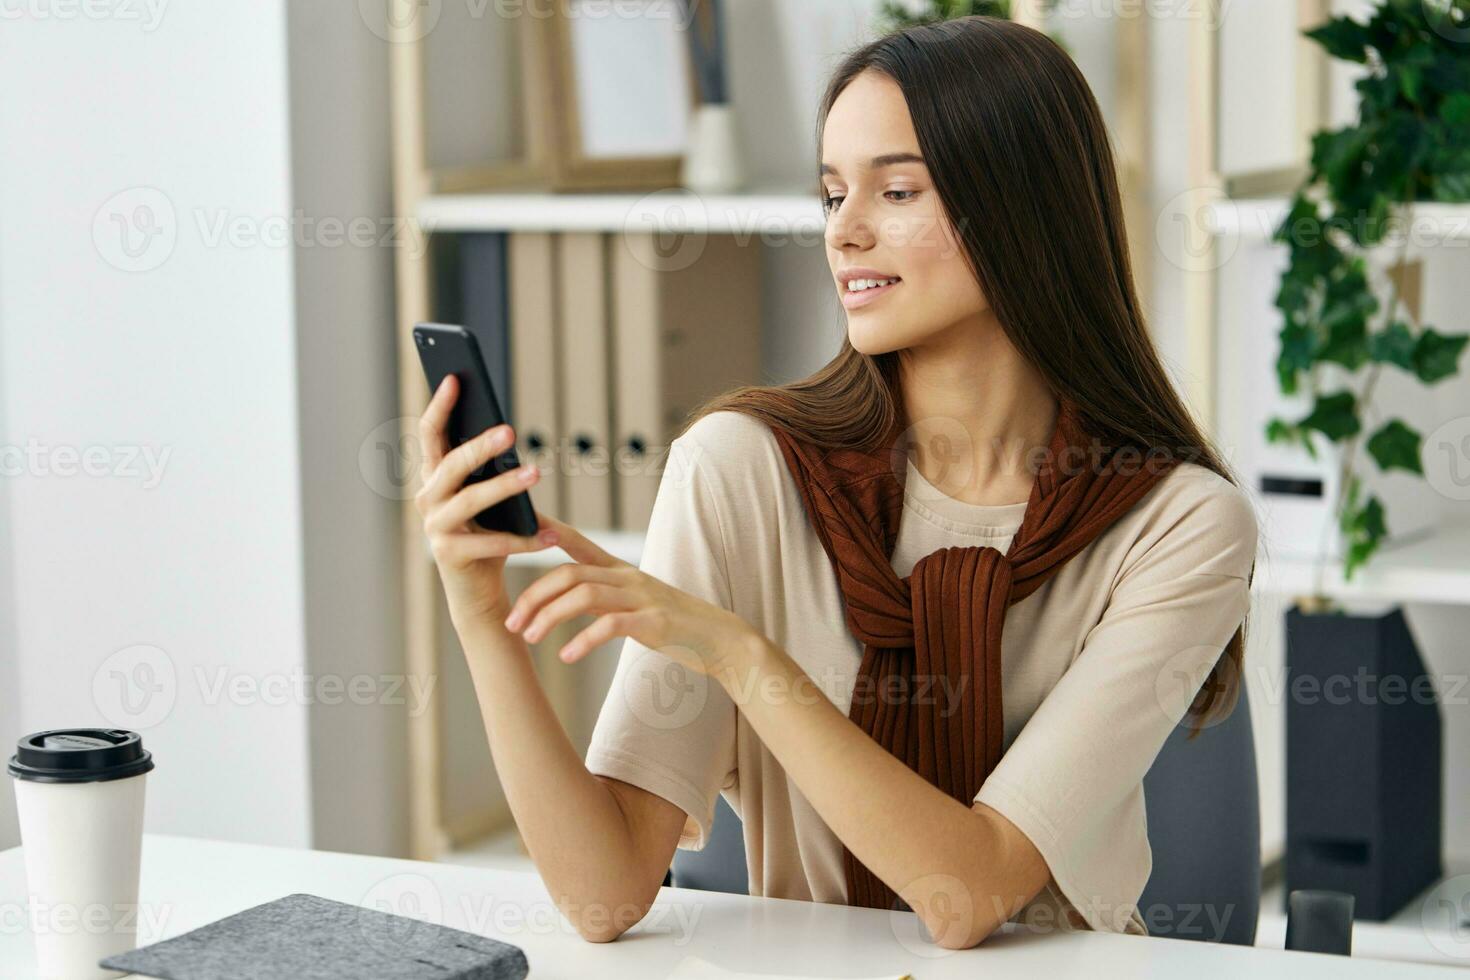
[501,514,761,679]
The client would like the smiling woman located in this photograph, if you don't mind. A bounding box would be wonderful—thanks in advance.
[417,13,1258,952]
[593,14,1256,933]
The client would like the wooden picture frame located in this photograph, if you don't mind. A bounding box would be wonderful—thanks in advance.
[538,0,702,192]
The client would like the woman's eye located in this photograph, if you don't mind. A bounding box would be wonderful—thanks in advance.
[822,190,918,215]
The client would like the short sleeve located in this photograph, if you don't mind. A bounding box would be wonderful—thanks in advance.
[583,431,739,852]
[974,472,1258,934]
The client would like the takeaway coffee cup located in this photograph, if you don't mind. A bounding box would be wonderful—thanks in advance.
[8,729,153,980]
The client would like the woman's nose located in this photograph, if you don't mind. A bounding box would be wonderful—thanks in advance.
[825,200,878,251]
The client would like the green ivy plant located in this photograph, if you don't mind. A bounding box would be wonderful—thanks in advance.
[1268,0,1470,596]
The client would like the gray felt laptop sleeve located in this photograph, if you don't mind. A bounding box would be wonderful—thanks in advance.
[98,892,529,979]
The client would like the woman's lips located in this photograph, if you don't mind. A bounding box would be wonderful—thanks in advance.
[841,278,902,310]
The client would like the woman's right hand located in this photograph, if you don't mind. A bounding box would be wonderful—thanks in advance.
[415,374,561,626]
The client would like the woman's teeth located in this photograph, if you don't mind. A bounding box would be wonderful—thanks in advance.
[846,277,900,292]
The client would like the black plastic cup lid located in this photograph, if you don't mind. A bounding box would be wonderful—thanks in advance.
[8,729,154,784]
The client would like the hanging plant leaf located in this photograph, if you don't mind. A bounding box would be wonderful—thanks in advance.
[1275,320,1317,394]
[1412,327,1470,383]
[1265,417,1319,460]
[1366,419,1424,474]
[1316,264,1377,368]
[1300,391,1361,441]
[1306,15,1372,63]
[1369,320,1417,369]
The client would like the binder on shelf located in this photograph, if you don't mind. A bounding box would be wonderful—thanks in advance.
[610,232,763,531]
[507,230,563,518]
[556,231,616,529]
[505,232,579,741]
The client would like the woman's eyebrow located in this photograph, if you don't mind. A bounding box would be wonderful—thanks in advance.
[819,152,926,176]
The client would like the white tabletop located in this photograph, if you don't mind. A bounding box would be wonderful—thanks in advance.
[0,834,1459,978]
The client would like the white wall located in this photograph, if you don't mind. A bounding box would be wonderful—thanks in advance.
[0,1,406,856]
[0,2,311,846]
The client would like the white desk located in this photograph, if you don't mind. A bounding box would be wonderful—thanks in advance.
[0,834,1459,978]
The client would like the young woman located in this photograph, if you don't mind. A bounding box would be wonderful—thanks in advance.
[414,16,1257,950]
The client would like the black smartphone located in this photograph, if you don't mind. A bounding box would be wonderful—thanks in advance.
[414,322,540,537]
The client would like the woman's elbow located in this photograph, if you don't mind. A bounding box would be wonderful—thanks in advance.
[567,896,656,944]
[575,922,626,944]
[923,916,1000,950]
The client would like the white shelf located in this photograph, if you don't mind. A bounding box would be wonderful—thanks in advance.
[417,184,824,234]
[1203,197,1470,244]
[1252,523,1470,606]
[419,529,644,569]
[1255,856,1470,968]
[504,528,645,568]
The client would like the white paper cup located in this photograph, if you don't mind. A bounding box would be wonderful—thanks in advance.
[9,729,153,980]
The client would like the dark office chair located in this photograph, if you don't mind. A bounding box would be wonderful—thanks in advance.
[1136,684,1260,944]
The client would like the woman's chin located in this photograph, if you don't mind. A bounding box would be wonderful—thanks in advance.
[847,320,913,357]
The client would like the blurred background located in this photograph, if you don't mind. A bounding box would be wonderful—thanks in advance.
[2,0,1468,963]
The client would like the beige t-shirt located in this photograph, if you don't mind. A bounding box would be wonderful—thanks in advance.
[584,409,1257,935]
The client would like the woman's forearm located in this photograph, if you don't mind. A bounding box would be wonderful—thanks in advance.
[451,612,663,939]
[714,634,1047,948]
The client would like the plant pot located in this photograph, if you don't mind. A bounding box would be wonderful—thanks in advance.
[681,103,745,194]
[1283,602,1443,921]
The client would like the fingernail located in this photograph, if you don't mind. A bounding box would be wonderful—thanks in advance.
[504,610,521,630]
[539,529,558,545]
[519,465,539,483]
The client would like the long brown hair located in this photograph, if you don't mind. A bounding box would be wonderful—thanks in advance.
[680,16,1252,733]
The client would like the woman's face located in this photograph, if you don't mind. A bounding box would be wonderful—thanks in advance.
[821,70,989,355]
